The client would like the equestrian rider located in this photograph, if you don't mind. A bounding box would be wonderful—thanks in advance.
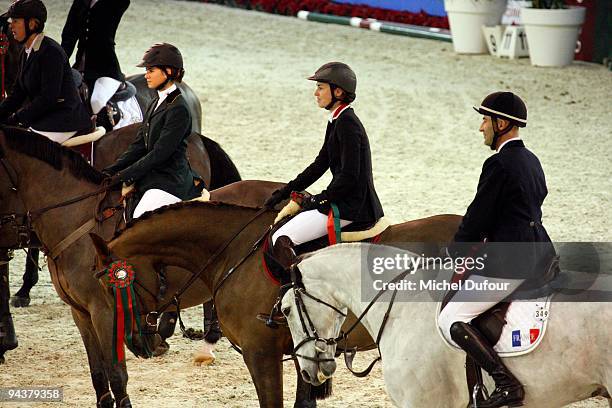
[265,62,384,277]
[438,92,555,408]
[61,0,130,94]
[0,0,91,143]
[102,43,202,220]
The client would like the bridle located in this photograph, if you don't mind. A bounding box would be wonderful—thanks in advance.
[288,265,413,376]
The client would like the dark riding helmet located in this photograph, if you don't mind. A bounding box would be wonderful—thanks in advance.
[473,91,527,128]
[308,62,357,95]
[5,0,47,24]
[137,43,184,70]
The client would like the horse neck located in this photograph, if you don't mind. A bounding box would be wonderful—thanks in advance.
[9,149,103,250]
[111,204,275,291]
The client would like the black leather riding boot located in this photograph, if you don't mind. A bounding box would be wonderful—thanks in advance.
[264,236,297,327]
[450,322,525,408]
[273,235,298,284]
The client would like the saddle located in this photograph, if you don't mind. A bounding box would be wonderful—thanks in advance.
[61,126,107,165]
[439,255,561,405]
[90,77,140,131]
[262,207,389,285]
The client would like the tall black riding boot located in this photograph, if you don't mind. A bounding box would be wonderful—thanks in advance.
[272,236,298,283]
[450,322,525,408]
[264,236,297,328]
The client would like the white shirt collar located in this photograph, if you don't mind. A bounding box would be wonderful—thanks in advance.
[496,136,521,153]
[328,103,351,123]
[155,84,177,109]
[25,33,43,58]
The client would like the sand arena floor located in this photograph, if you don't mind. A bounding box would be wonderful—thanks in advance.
[1,0,610,406]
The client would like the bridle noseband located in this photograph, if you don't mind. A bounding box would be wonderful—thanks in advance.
[290,280,347,364]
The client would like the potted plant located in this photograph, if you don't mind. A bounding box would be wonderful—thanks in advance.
[444,0,507,54]
[521,0,586,66]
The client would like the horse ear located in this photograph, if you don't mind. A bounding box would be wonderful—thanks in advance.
[89,233,112,264]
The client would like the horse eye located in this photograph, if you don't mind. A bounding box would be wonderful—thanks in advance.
[282,307,290,316]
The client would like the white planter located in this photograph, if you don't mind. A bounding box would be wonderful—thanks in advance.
[444,0,507,54]
[521,6,586,67]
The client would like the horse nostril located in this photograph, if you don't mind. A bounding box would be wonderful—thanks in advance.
[301,369,312,383]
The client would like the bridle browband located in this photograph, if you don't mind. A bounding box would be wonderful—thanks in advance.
[289,265,413,377]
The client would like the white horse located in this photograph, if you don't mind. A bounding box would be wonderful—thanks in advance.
[281,243,612,408]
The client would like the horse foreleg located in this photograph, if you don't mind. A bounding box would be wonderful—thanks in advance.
[70,308,114,407]
[0,260,18,362]
[11,248,39,307]
[243,347,284,408]
[293,358,316,408]
[89,304,132,407]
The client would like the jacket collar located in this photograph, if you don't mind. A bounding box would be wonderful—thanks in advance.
[497,138,524,152]
[150,88,182,118]
[328,103,351,123]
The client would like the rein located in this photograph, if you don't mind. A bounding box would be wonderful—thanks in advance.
[290,267,413,377]
[143,207,270,333]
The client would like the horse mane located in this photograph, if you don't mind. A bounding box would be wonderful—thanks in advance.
[0,126,104,184]
[112,200,267,240]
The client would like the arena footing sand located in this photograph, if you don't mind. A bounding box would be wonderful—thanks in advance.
[1,0,609,406]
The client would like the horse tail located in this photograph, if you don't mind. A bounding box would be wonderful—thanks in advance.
[309,378,333,400]
[200,134,241,189]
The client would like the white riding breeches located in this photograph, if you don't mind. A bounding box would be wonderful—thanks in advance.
[133,189,181,219]
[271,209,352,246]
[438,275,525,346]
[30,128,77,144]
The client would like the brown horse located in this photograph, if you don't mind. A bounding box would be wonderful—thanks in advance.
[0,123,240,365]
[91,198,461,406]
[0,128,336,407]
[4,121,240,305]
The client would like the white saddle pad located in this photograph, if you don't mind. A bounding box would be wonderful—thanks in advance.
[438,295,552,357]
[114,96,143,130]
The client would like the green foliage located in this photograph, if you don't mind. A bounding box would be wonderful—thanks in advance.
[531,0,566,8]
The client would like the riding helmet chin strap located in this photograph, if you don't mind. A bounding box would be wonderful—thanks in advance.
[325,84,339,111]
[155,67,172,91]
[490,117,513,151]
[19,21,36,45]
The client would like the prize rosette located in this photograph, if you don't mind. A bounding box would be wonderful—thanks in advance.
[106,260,144,363]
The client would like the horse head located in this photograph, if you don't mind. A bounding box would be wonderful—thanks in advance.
[90,232,163,359]
[281,261,347,386]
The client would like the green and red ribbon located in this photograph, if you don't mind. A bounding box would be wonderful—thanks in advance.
[106,260,143,364]
[327,203,342,245]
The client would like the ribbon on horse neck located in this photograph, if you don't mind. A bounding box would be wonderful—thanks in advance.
[106,260,149,363]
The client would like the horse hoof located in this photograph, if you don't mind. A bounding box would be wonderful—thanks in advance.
[10,296,30,308]
[193,343,216,366]
[151,340,170,357]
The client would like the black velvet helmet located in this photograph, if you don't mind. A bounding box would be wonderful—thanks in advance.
[5,0,47,24]
[137,43,183,70]
[308,62,356,94]
[473,92,527,128]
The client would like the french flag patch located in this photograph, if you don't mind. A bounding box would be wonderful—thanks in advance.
[530,328,540,344]
[512,330,521,347]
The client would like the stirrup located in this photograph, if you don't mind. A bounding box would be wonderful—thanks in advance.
[471,382,489,408]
